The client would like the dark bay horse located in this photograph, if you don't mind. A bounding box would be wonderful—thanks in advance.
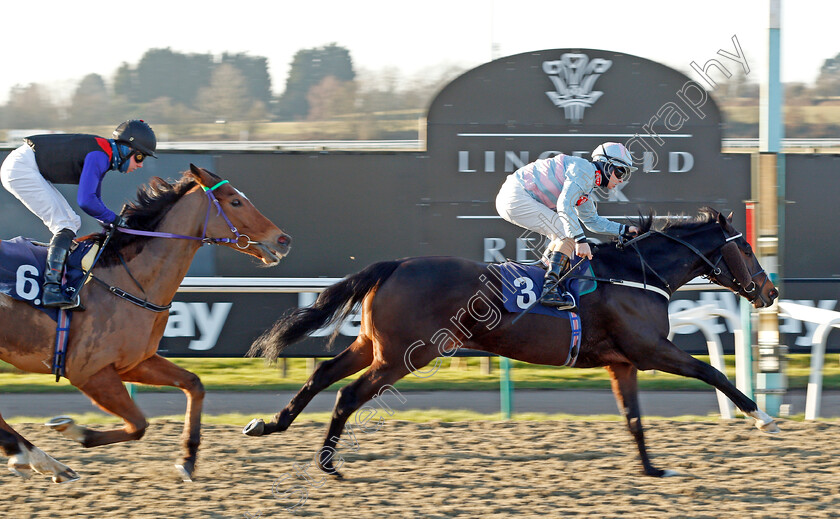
[0,164,290,483]
[245,208,779,478]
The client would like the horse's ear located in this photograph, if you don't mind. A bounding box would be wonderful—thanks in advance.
[726,212,734,223]
[188,163,212,187]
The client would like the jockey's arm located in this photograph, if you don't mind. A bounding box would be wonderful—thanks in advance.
[576,198,624,236]
[556,179,589,243]
[77,151,119,224]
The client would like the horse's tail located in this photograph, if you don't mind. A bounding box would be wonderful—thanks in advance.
[247,259,405,362]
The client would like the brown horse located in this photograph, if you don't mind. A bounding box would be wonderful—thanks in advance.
[245,208,779,478]
[0,164,290,483]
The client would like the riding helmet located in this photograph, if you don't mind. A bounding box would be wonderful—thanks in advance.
[591,142,637,176]
[113,120,157,157]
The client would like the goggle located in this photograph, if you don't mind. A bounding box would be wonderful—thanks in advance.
[133,152,146,164]
[606,162,629,179]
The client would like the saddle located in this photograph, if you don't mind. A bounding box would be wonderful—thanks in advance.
[0,236,98,318]
[0,236,100,380]
[490,258,595,366]
[491,258,596,317]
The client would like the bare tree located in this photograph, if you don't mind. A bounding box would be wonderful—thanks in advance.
[3,83,58,129]
[196,63,254,122]
[307,76,357,120]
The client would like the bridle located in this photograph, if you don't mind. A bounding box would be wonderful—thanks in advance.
[88,179,258,312]
[618,226,769,305]
[118,180,258,249]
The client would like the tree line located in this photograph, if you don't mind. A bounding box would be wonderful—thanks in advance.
[1,45,839,139]
[0,43,461,137]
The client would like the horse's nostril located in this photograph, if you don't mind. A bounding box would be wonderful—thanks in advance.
[278,235,291,246]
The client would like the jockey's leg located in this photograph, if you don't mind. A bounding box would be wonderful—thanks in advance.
[42,228,77,309]
[541,238,576,310]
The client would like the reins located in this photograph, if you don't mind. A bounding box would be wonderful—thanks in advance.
[84,179,246,312]
[118,180,257,249]
[611,227,767,303]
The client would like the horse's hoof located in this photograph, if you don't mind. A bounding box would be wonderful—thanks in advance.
[243,419,265,437]
[174,464,193,482]
[9,464,32,480]
[44,416,75,432]
[321,468,343,480]
[317,462,344,479]
[757,419,781,434]
[660,469,683,477]
[52,468,80,484]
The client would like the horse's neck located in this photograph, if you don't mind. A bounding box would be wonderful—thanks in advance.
[107,190,206,303]
[632,231,716,289]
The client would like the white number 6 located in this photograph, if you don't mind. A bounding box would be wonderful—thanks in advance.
[16,264,40,300]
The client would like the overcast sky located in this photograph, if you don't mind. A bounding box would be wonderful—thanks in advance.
[2,0,835,104]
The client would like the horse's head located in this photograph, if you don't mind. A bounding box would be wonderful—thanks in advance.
[188,164,291,266]
[706,210,778,309]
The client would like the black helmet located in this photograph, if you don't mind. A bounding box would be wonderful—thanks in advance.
[113,119,157,157]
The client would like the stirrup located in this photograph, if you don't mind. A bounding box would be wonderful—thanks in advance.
[42,285,77,309]
[541,289,577,310]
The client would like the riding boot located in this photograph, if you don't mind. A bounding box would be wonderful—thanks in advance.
[541,251,577,310]
[42,228,78,309]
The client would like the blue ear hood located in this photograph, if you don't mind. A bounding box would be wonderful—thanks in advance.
[109,141,132,172]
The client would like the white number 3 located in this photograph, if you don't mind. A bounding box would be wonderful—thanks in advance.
[513,276,536,309]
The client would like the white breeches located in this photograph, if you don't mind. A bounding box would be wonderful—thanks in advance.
[495,176,574,256]
[0,145,81,235]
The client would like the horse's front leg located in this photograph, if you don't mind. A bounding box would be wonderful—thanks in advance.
[639,338,779,433]
[605,363,674,477]
[119,354,204,481]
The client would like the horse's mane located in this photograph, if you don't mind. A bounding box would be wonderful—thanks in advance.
[595,206,720,262]
[80,171,209,267]
[636,206,719,234]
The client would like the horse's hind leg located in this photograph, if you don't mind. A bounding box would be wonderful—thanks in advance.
[606,363,671,477]
[641,338,778,432]
[119,354,204,481]
[245,334,374,437]
[0,413,78,483]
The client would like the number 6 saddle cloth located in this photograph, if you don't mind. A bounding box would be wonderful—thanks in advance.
[0,236,98,320]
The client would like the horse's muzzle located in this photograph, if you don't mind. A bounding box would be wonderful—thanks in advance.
[753,286,779,309]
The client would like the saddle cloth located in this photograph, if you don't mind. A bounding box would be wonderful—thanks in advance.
[0,236,98,321]
[490,258,592,367]
[491,258,595,317]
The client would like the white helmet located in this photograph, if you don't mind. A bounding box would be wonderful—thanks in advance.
[591,142,638,178]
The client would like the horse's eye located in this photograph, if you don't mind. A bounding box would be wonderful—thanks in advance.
[231,199,242,207]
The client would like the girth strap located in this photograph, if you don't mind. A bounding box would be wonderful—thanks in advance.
[52,309,71,381]
[564,312,582,367]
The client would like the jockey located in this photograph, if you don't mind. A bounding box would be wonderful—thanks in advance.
[0,119,157,310]
[495,142,639,310]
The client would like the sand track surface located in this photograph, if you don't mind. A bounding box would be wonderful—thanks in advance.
[1,419,839,518]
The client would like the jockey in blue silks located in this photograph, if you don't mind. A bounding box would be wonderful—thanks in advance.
[0,120,157,310]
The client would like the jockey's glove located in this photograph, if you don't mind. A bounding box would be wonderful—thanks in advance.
[101,215,128,230]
